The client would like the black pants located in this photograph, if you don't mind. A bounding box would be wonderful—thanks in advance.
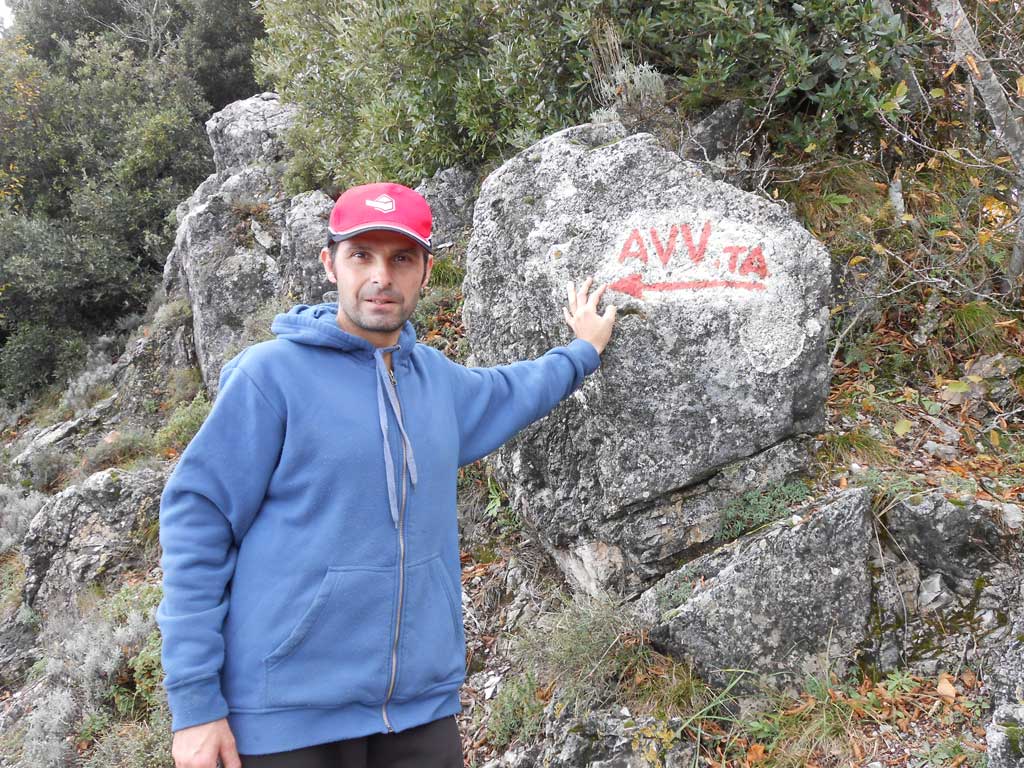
[238,715,463,768]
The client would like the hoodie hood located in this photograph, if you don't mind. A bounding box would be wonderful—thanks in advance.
[270,302,418,527]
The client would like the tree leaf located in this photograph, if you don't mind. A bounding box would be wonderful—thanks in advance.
[893,419,913,437]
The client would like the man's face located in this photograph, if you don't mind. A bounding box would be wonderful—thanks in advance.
[320,230,432,348]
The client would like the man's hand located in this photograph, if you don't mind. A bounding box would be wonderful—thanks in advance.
[172,718,241,768]
[563,276,617,354]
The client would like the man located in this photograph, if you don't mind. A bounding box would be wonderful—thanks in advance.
[157,182,617,768]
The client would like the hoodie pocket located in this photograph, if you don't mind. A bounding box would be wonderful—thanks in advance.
[393,555,465,701]
[264,566,393,708]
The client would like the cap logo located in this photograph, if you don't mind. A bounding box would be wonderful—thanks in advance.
[365,194,395,214]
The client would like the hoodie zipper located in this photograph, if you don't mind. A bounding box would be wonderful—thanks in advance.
[382,365,406,733]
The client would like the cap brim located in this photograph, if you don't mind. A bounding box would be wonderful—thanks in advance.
[328,223,433,254]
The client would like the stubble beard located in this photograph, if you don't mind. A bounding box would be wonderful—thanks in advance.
[340,292,418,335]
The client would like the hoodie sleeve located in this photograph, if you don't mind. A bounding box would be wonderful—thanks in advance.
[448,338,600,466]
[155,359,285,732]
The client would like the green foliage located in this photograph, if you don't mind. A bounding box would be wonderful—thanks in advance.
[79,702,172,768]
[428,257,465,289]
[255,0,595,191]
[79,430,155,477]
[164,367,203,407]
[0,319,86,403]
[75,710,111,749]
[13,0,264,110]
[107,628,164,721]
[485,475,520,535]
[951,301,1010,356]
[99,582,163,625]
[151,299,193,331]
[514,593,709,721]
[0,551,27,611]
[817,426,893,470]
[156,392,211,453]
[487,671,546,749]
[619,0,920,148]
[716,480,812,541]
[25,445,72,493]
[0,31,213,401]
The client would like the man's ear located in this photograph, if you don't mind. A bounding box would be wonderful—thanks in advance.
[421,254,434,288]
[320,247,337,284]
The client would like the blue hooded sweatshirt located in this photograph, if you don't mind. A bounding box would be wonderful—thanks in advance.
[156,303,601,755]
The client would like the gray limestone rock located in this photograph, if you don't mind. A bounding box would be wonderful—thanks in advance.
[988,704,1024,768]
[22,467,167,614]
[679,100,752,186]
[638,488,873,696]
[206,92,297,173]
[416,166,479,251]
[867,492,1022,677]
[162,94,327,393]
[280,190,335,302]
[463,122,832,594]
[887,493,1012,585]
[481,707,696,768]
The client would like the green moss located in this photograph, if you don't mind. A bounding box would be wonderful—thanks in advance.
[1003,723,1023,756]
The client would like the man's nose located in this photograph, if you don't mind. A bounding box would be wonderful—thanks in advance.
[369,259,393,286]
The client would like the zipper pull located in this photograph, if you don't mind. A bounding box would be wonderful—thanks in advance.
[387,367,396,386]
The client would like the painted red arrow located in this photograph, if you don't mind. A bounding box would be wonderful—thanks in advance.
[608,273,766,298]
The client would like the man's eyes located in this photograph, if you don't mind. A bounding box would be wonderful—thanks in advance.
[349,251,415,263]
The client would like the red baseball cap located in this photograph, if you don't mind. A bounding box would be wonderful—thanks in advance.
[327,182,433,253]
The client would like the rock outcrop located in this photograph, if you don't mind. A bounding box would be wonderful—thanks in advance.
[635,488,873,696]
[22,467,167,614]
[163,93,333,392]
[463,122,832,594]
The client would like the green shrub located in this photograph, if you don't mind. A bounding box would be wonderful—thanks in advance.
[27,445,72,493]
[164,367,203,407]
[487,671,546,749]
[79,430,155,477]
[151,299,193,331]
[0,321,86,403]
[80,700,172,768]
[255,0,595,191]
[0,551,27,611]
[513,593,708,722]
[100,582,164,625]
[108,628,164,721]
[716,480,812,542]
[156,392,211,453]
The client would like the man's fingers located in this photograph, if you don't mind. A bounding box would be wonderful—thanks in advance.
[588,283,607,307]
[562,306,574,328]
[603,303,617,321]
[577,276,594,307]
[566,280,577,314]
[220,744,242,768]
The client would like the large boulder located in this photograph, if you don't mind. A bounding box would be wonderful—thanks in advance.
[164,93,333,393]
[635,488,873,697]
[463,122,831,594]
[22,467,167,614]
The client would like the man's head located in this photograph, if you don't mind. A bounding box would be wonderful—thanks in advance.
[320,183,434,348]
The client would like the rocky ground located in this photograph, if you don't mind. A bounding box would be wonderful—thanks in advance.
[451,323,1023,767]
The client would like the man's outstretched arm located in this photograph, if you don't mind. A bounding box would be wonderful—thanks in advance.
[450,277,616,466]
